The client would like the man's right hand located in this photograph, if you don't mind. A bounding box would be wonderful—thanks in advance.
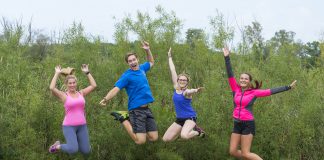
[99,99,108,106]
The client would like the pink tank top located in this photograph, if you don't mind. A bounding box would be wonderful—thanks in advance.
[62,92,87,126]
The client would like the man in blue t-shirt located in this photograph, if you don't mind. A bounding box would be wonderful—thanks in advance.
[99,41,158,144]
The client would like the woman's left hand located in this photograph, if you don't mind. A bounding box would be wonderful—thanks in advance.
[222,46,230,57]
[81,64,89,73]
[289,80,297,89]
[197,87,204,93]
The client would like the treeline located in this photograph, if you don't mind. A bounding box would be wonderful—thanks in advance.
[0,6,323,160]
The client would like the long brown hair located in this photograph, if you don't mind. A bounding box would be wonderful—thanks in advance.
[242,72,262,89]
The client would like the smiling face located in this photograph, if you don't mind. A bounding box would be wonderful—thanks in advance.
[177,75,189,89]
[125,53,139,70]
[239,73,251,89]
[65,76,77,92]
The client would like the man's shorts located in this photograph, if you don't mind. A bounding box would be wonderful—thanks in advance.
[129,106,158,133]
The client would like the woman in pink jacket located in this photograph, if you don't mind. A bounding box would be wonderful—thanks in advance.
[223,47,296,160]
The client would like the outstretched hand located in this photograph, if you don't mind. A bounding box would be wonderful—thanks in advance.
[197,87,204,93]
[168,47,172,57]
[99,99,108,106]
[55,65,62,74]
[222,46,230,57]
[141,41,150,50]
[81,64,89,73]
[289,80,297,89]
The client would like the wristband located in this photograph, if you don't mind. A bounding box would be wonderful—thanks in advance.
[85,71,90,75]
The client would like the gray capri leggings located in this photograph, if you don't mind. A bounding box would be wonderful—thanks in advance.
[61,124,91,155]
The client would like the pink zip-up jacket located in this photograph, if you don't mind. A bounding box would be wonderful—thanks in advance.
[224,56,291,121]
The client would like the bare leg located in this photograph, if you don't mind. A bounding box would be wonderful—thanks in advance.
[229,133,242,158]
[162,122,182,142]
[180,120,198,140]
[121,120,147,144]
[147,131,158,142]
[241,134,263,160]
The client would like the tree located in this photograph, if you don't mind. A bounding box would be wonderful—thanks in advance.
[209,10,234,50]
[268,30,296,54]
[244,21,266,60]
[186,28,207,49]
[0,18,24,53]
[62,22,89,45]
[24,33,50,61]
[299,41,322,68]
[116,5,182,45]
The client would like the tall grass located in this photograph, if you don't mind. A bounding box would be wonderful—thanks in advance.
[0,8,323,160]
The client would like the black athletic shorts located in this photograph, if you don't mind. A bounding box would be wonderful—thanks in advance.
[233,119,255,136]
[175,117,197,127]
[129,106,158,133]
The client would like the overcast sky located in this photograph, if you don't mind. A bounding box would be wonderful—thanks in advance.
[1,0,324,43]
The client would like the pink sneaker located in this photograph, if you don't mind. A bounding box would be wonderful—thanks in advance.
[49,141,60,153]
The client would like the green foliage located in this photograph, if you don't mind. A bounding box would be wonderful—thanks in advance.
[267,29,296,55]
[114,5,182,47]
[0,8,323,160]
[186,28,208,51]
[209,10,235,50]
[244,21,266,61]
[299,41,322,68]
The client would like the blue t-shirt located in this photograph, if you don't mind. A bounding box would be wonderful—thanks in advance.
[115,62,154,110]
[173,90,197,118]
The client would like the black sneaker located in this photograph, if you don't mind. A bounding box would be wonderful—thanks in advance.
[110,111,129,123]
[194,125,206,138]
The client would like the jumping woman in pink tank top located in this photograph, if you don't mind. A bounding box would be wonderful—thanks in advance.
[223,47,297,160]
[48,64,96,155]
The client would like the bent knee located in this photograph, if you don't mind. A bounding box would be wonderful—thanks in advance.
[135,139,146,145]
[242,152,251,159]
[67,147,78,154]
[149,136,158,142]
[180,134,190,140]
[80,148,91,155]
[229,149,237,156]
[162,136,172,142]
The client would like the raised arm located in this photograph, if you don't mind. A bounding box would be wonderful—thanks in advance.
[80,64,97,96]
[99,87,120,106]
[223,47,239,91]
[49,65,66,102]
[223,47,234,78]
[168,48,178,88]
[142,41,154,67]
